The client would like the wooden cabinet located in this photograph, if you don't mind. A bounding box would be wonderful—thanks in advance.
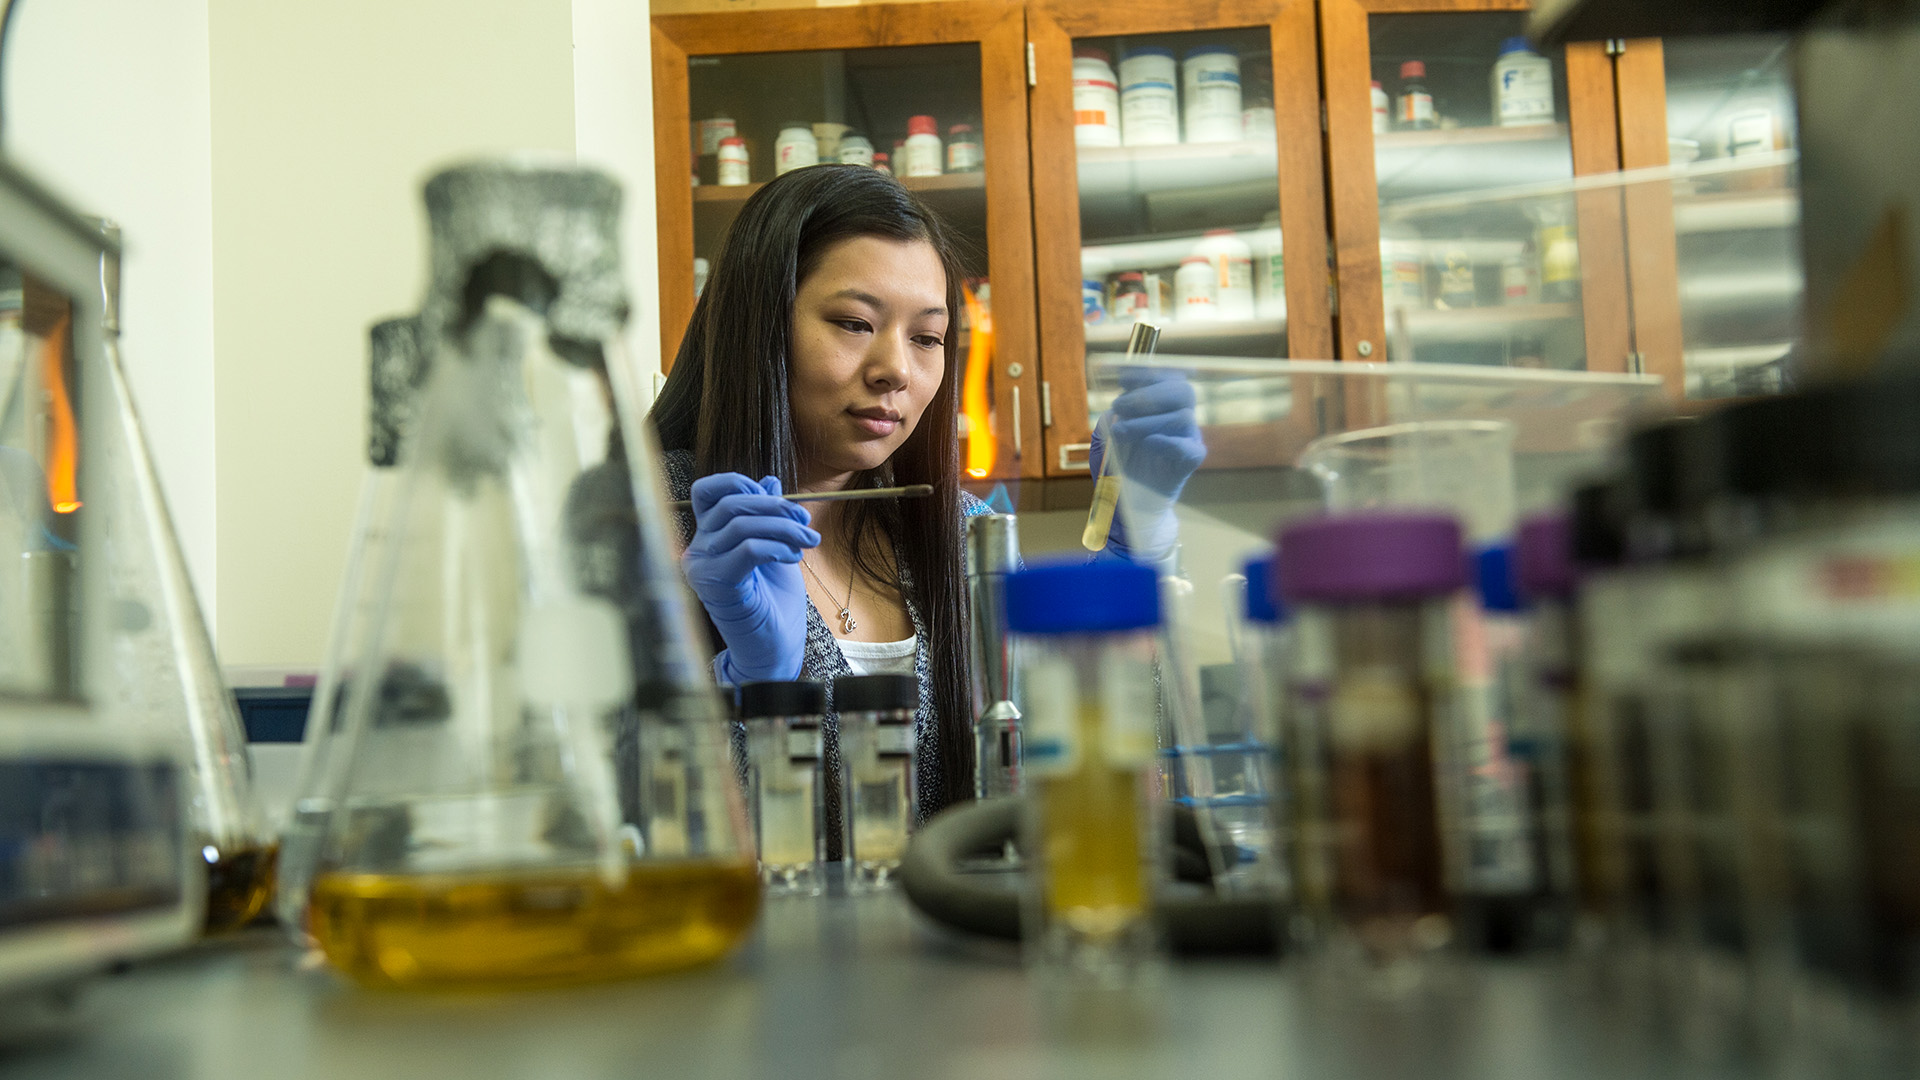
[649,2,1801,482]
[651,2,1042,480]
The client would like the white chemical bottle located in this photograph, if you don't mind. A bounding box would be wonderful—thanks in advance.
[1182,46,1243,144]
[1175,255,1219,322]
[717,136,751,186]
[838,132,875,167]
[903,115,944,178]
[1195,229,1255,320]
[1073,47,1123,147]
[1119,47,1180,147]
[1491,39,1554,128]
[775,122,819,176]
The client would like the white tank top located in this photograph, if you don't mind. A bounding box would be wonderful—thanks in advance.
[835,634,918,678]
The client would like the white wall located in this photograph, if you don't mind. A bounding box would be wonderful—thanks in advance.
[208,0,578,667]
[5,0,220,626]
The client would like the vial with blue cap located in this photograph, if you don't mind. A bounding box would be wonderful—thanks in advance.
[1007,557,1164,978]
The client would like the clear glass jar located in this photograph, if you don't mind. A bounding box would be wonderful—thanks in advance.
[1009,559,1163,978]
[1279,512,1466,982]
[833,674,918,890]
[739,680,826,897]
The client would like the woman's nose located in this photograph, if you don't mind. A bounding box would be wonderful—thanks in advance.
[864,332,911,390]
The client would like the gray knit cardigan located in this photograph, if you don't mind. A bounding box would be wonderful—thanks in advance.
[660,449,989,840]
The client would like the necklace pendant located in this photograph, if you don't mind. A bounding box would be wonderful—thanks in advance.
[839,608,858,635]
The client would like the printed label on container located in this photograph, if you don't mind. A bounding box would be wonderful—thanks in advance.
[1100,653,1158,766]
[875,724,915,756]
[1022,658,1082,776]
[1399,91,1434,125]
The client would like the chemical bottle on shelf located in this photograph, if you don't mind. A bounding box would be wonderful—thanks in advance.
[775,122,819,176]
[1501,251,1533,305]
[903,116,944,178]
[717,136,750,186]
[696,116,737,185]
[1119,47,1180,147]
[872,152,892,176]
[1434,236,1477,310]
[837,132,874,167]
[1492,38,1555,128]
[1397,60,1436,131]
[1072,47,1123,148]
[1380,218,1427,312]
[1182,46,1243,144]
[1196,229,1255,320]
[1243,97,1277,143]
[1110,271,1148,322]
[1532,205,1580,304]
[1371,81,1390,134]
[946,124,983,173]
[1175,255,1219,321]
[1254,213,1286,319]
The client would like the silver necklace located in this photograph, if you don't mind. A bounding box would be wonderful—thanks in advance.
[800,557,858,635]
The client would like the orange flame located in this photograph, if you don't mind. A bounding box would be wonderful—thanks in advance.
[961,282,996,478]
[40,312,80,513]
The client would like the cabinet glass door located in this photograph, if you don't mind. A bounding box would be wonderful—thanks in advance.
[1368,12,1591,369]
[1661,35,1799,398]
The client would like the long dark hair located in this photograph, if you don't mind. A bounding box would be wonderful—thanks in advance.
[651,165,973,810]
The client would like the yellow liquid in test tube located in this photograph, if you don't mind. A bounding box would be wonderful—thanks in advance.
[308,859,761,989]
[1040,704,1148,939]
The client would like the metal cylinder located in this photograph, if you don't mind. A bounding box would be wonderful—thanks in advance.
[966,513,1021,799]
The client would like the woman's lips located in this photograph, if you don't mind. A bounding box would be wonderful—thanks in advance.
[849,409,901,437]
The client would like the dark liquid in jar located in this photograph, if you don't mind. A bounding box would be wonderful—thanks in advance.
[205,843,278,934]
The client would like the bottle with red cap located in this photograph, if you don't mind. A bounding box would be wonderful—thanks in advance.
[902,115,944,178]
[1397,60,1436,131]
[872,151,892,177]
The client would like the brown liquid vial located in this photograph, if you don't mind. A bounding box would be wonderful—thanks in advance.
[307,858,761,989]
[204,844,279,934]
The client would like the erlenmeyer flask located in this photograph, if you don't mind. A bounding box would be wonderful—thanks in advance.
[274,315,422,938]
[304,161,758,989]
[92,221,276,934]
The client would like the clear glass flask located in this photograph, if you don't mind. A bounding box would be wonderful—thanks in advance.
[303,161,758,989]
[739,680,825,897]
[275,315,421,938]
[1279,512,1465,987]
[1009,558,1164,980]
[93,222,276,934]
[833,674,918,890]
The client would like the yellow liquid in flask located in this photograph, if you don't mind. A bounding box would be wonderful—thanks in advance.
[1040,704,1149,940]
[309,858,762,989]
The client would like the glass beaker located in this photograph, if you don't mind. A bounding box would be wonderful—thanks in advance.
[94,223,276,934]
[275,315,422,938]
[303,161,758,989]
[1298,419,1518,545]
[833,673,918,891]
[1010,558,1164,981]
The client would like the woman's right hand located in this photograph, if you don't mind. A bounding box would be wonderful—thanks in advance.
[683,473,819,684]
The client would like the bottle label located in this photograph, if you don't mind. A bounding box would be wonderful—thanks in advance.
[1539,225,1578,285]
[1099,652,1157,767]
[1496,63,1555,126]
[947,141,982,171]
[718,158,750,186]
[1022,659,1082,776]
[1398,91,1433,125]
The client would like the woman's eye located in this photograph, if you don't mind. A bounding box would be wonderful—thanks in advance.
[914,334,944,349]
[834,318,872,334]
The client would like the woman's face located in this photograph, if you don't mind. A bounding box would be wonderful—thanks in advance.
[788,235,949,488]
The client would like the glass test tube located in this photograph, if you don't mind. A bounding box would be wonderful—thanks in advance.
[832,674,919,890]
[1009,559,1164,979]
[1219,555,1289,897]
[1279,512,1466,983]
[739,680,826,897]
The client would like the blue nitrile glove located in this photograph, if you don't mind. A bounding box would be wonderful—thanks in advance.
[683,473,818,684]
[1088,368,1207,562]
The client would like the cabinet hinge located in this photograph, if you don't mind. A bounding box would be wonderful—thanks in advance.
[1606,38,1626,56]
[1026,42,1037,87]
[1627,351,1646,374]
[1041,381,1053,428]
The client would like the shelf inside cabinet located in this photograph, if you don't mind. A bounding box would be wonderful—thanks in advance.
[1075,142,1282,239]
[1397,303,1576,345]
[692,170,988,251]
[1672,188,1797,233]
[1086,315,1287,359]
[1374,124,1573,203]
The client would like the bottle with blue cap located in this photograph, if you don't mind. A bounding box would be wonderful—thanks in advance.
[1208,553,1290,897]
[1006,557,1165,975]
[1451,544,1558,953]
[1492,37,1554,128]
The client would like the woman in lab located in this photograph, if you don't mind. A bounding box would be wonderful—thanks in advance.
[650,164,1203,820]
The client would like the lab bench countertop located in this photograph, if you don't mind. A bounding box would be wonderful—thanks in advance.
[6,893,1712,1080]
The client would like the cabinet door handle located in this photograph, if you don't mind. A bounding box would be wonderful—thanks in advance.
[1058,442,1092,472]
